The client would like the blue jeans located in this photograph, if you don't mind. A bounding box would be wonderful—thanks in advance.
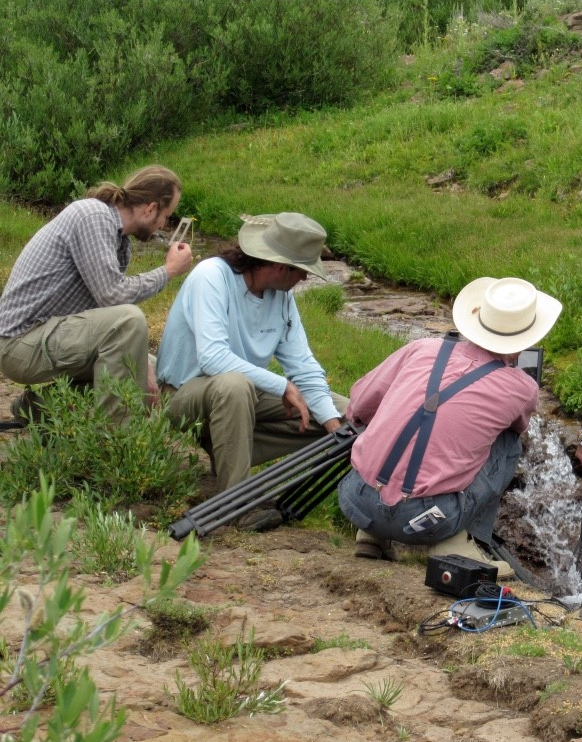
[338,430,521,546]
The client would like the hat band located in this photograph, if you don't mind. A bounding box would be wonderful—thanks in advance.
[479,312,536,337]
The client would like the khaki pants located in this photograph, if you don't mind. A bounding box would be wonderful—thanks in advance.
[165,371,349,491]
[0,305,149,419]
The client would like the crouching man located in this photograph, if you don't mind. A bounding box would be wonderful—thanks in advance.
[338,276,562,580]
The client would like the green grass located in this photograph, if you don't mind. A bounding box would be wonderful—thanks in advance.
[312,633,371,652]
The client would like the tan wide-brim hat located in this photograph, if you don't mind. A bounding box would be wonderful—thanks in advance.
[452,277,562,354]
[238,212,327,280]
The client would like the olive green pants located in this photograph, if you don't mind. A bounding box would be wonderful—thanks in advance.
[0,305,149,420]
[165,371,349,491]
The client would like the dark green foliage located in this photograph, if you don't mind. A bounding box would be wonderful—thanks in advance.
[0,0,399,204]
[457,118,528,161]
[0,376,200,509]
[467,21,582,77]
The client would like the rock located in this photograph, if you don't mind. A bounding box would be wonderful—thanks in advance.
[562,12,582,33]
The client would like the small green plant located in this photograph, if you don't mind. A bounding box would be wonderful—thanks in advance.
[507,642,547,657]
[539,679,569,702]
[348,270,366,283]
[171,630,286,723]
[396,724,411,741]
[361,677,404,709]
[0,474,204,741]
[564,655,582,674]
[548,627,582,653]
[68,495,162,581]
[312,633,371,652]
[140,598,213,661]
[298,285,345,315]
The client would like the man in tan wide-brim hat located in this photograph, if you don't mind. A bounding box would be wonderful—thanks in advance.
[338,276,562,580]
[157,212,348,531]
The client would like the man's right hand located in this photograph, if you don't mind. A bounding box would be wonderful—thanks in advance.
[283,381,310,433]
[165,242,193,278]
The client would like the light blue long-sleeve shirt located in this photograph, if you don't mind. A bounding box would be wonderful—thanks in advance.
[156,257,340,425]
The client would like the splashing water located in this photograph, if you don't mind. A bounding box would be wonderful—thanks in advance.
[505,414,582,600]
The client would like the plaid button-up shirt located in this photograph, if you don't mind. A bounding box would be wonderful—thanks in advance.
[0,198,167,337]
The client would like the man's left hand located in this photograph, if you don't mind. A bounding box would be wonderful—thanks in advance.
[283,381,310,432]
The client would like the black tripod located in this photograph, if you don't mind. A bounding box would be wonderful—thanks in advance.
[168,421,364,540]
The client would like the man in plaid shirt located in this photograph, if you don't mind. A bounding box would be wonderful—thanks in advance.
[0,165,192,421]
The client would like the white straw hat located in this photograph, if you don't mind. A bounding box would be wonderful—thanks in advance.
[452,277,562,354]
[238,212,327,280]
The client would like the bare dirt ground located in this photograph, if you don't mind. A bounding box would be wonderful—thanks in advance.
[2,371,582,742]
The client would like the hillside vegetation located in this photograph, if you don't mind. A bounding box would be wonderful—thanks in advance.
[3,0,582,410]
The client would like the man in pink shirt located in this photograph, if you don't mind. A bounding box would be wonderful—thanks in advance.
[339,277,562,580]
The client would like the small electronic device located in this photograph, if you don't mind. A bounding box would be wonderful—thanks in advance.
[517,347,543,386]
[425,554,498,598]
[450,601,531,630]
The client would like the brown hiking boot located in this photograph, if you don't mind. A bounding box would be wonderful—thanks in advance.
[354,529,397,561]
[236,507,283,533]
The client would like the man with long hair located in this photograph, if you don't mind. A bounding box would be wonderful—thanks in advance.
[0,165,192,420]
[157,212,348,530]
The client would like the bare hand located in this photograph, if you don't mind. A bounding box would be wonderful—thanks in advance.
[575,445,582,465]
[283,381,310,433]
[165,241,193,278]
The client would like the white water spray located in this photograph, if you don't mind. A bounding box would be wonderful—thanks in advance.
[506,414,582,599]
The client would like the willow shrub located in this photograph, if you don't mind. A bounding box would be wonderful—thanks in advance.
[0,376,201,515]
[0,0,400,204]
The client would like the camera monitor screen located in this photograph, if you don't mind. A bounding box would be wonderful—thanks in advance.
[517,347,543,386]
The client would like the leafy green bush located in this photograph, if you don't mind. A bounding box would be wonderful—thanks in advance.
[0,0,400,203]
[0,377,201,513]
[200,0,399,113]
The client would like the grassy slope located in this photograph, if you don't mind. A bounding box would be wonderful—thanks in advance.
[3,44,582,406]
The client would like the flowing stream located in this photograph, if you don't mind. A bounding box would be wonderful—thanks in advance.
[502,414,582,601]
